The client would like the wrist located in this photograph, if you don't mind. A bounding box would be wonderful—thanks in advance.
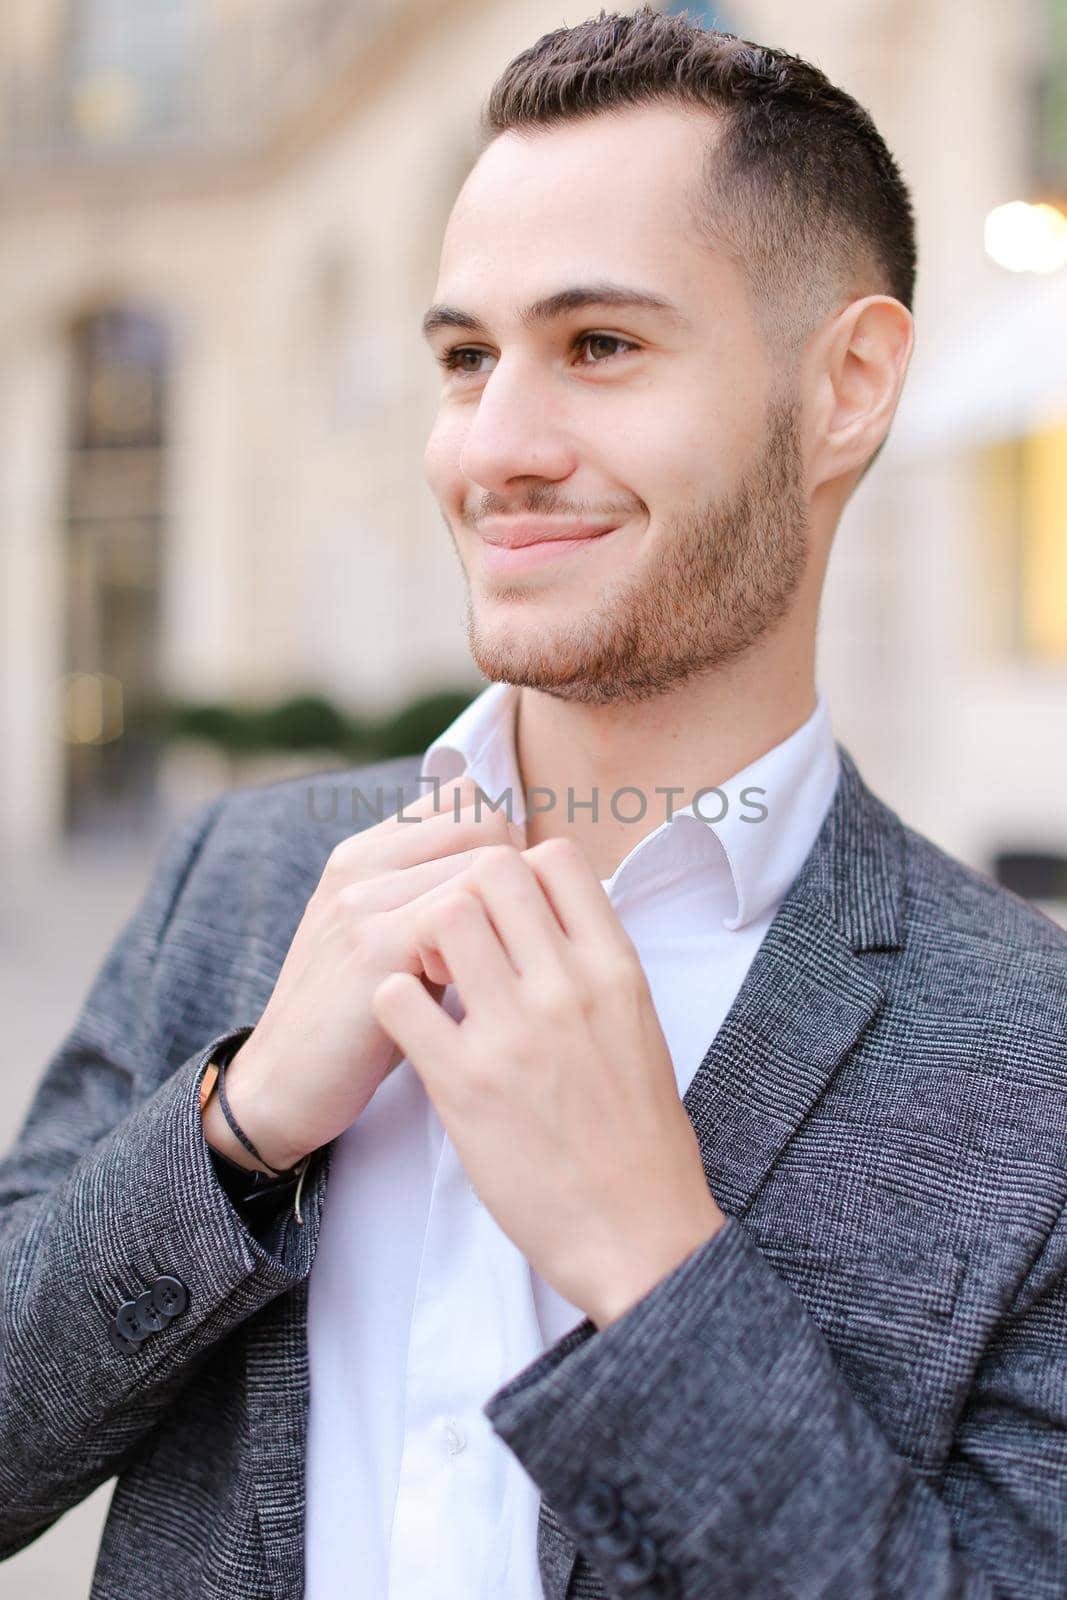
[201,1081,274,1174]
[588,1201,726,1330]
[200,1043,306,1174]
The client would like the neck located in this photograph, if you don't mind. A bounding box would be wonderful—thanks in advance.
[513,637,817,880]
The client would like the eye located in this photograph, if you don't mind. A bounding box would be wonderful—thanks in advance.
[434,332,638,377]
[574,334,637,366]
[437,346,494,376]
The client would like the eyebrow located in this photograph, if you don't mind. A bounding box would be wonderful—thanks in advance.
[420,282,693,342]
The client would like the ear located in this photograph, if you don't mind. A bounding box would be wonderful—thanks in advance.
[807,296,914,487]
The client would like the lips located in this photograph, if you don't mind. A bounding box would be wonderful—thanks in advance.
[479,521,621,549]
[479,525,621,574]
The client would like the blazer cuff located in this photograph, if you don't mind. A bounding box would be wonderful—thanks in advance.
[483,1217,904,1597]
[84,1028,327,1360]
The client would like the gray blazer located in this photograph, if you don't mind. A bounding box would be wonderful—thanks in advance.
[1,745,1066,1599]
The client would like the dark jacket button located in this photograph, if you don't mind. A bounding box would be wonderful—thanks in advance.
[574,1479,620,1534]
[150,1276,188,1318]
[133,1290,166,1335]
[615,1533,660,1588]
[107,1320,141,1356]
[114,1300,145,1342]
[593,1506,640,1560]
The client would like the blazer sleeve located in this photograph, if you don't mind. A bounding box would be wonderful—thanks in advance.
[484,1209,1067,1600]
[0,795,325,1561]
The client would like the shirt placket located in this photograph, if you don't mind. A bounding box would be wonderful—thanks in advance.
[387,1115,547,1598]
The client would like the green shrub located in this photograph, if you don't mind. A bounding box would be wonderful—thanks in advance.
[151,684,482,761]
[370,688,480,760]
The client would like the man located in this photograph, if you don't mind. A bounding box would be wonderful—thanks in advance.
[2,7,1066,1598]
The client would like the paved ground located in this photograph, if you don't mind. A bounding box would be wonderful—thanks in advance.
[0,840,158,1598]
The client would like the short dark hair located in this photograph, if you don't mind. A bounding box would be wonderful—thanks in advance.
[479,7,917,362]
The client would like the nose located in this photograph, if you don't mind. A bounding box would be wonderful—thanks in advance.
[457,356,578,493]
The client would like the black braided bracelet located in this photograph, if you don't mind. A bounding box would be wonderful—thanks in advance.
[214,1049,296,1179]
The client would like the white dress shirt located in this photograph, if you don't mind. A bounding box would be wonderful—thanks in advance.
[303,681,840,1599]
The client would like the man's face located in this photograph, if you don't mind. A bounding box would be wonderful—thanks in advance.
[422,103,811,705]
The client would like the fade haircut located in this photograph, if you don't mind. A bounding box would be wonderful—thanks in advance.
[478,6,917,365]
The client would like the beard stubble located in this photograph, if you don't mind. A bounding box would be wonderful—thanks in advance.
[460,392,809,707]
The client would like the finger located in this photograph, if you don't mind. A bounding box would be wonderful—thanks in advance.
[521,838,633,951]
[371,970,462,1088]
[363,839,523,911]
[413,890,519,1013]
[333,795,524,877]
[386,801,525,870]
[380,852,526,987]
[389,776,525,848]
[457,847,571,980]
[392,775,480,822]
[339,775,480,840]
[391,775,520,832]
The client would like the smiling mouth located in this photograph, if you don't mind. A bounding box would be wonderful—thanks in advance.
[479,526,622,575]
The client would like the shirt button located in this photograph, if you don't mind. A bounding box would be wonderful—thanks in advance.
[443,1417,467,1457]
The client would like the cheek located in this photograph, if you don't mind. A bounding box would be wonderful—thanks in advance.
[653,390,747,502]
[621,422,710,516]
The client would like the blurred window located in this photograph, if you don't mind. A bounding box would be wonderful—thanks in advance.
[63,308,169,836]
[67,0,193,145]
[979,421,1067,662]
[71,309,167,449]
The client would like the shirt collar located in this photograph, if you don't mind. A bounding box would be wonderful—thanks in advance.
[422,680,522,813]
[696,691,840,930]
[422,682,840,932]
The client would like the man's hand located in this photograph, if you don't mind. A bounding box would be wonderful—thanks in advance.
[203,777,526,1174]
[370,837,726,1329]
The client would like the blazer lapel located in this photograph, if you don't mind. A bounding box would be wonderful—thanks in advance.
[683,911,896,1216]
[539,741,907,1597]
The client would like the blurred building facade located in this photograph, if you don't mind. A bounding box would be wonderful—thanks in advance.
[0,0,1065,899]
